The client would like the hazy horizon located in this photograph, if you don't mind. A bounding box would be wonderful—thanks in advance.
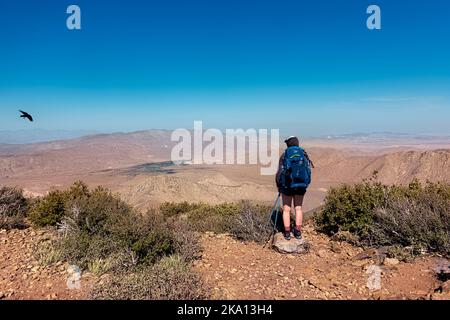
[1,128,450,145]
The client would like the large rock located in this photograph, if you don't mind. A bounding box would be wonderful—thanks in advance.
[272,232,310,254]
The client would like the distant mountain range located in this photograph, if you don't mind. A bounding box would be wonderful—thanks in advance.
[0,129,100,144]
[1,129,450,145]
[316,132,450,141]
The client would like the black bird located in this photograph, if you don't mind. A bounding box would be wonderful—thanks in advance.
[19,110,33,122]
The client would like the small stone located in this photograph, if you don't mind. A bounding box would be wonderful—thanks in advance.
[384,258,400,266]
[414,290,429,296]
[352,260,370,267]
[442,281,450,294]
[331,231,359,244]
[317,249,327,258]
[353,249,377,261]
[329,242,342,254]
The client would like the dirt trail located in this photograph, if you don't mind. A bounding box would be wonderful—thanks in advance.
[194,225,449,300]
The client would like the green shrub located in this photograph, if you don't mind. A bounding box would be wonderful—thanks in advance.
[26,181,205,298]
[187,202,241,233]
[314,179,450,256]
[162,200,273,243]
[28,190,66,227]
[131,233,173,264]
[314,181,385,237]
[0,186,28,230]
[27,181,91,227]
[62,185,135,236]
[91,255,209,300]
[161,201,241,233]
[314,178,433,236]
[34,182,202,275]
[160,201,203,217]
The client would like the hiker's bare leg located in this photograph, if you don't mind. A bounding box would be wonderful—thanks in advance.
[294,206,303,231]
[283,205,291,231]
[294,195,304,231]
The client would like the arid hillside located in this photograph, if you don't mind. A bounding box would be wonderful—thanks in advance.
[0,130,173,178]
[0,131,449,211]
[311,148,450,185]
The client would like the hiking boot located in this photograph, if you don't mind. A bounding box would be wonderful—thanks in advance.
[283,231,291,241]
[293,228,302,240]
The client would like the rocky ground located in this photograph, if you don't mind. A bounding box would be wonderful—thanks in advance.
[0,228,93,300]
[194,225,449,300]
[1,225,448,300]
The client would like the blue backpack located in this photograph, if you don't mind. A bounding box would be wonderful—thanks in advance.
[280,146,311,189]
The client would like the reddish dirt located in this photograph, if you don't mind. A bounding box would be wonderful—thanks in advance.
[194,224,449,300]
[0,228,93,300]
[1,225,448,300]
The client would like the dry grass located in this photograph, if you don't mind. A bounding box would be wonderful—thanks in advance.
[368,194,450,256]
[91,255,209,300]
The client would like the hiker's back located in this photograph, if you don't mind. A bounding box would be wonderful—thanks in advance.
[280,146,311,190]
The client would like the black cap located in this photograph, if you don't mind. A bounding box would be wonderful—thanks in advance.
[284,136,299,147]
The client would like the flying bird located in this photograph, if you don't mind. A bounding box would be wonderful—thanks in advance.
[19,110,33,122]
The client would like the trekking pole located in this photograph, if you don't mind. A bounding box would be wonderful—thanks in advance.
[263,192,281,248]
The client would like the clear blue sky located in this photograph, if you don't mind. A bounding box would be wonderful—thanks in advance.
[0,0,449,135]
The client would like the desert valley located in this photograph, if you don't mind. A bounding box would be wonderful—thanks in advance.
[1,130,449,211]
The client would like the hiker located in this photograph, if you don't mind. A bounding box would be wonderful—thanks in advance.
[275,136,314,241]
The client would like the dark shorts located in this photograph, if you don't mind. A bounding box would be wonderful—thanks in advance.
[281,188,306,207]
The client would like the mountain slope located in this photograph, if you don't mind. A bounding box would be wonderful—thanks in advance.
[0,131,449,210]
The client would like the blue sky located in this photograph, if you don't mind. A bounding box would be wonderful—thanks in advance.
[0,0,449,135]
